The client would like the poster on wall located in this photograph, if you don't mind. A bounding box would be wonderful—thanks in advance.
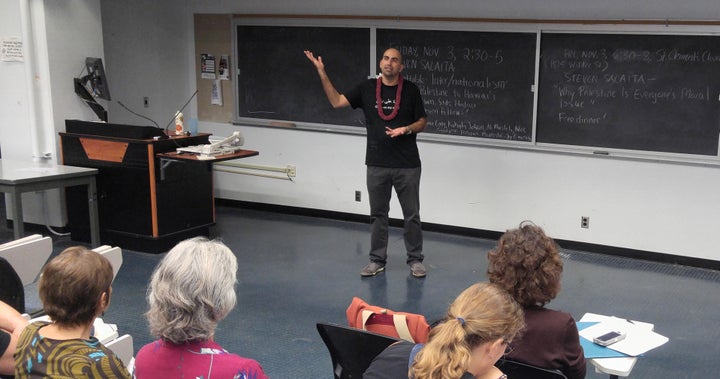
[201,53,216,79]
[218,55,229,80]
[1,37,23,62]
[211,79,223,105]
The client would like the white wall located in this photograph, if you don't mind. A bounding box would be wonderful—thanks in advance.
[100,0,194,128]
[186,0,720,21]
[0,0,33,160]
[93,1,720,262]
[202,122,720,262]
[45,0,107,129]
[1,0,105,226]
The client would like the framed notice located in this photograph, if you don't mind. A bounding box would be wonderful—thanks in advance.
[201,53,216,79]
[218,55,230,80]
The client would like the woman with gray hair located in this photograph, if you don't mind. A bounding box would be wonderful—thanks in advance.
[133,237,268,379]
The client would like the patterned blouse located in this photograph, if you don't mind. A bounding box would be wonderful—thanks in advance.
[14,321,130,379]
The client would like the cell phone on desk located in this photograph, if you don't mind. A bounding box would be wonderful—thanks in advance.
[593,331,626,346]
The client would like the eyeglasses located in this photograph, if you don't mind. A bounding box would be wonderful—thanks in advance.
[503,339,514,355]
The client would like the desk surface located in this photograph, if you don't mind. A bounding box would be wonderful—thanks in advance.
[157,149,259,163]
[0,159,100,246]
[0,159,98,184]
[580,312,655,378]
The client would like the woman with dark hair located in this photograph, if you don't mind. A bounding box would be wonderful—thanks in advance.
[14,246,130,378]
[487,221,586,379]
[364,282,525,379]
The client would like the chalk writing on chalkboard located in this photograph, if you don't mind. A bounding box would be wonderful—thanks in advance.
[538,33,720,156]
[377,29,536,141]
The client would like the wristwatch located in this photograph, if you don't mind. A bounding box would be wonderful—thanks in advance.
[405,126,412,135]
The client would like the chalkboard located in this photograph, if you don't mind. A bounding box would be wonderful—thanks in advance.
[236,25,370,127]
[377,29,537,141]
[232,20,720,158]
[538,33,720,155]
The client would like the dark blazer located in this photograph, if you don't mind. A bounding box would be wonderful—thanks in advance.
[506,306,586,379]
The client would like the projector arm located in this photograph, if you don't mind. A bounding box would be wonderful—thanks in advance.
[210,131,243,148]
[200,132,244,156]
[74,77,107,122]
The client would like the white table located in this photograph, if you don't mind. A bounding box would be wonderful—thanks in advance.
[0,159,99,246]
[591,356,636,378]
[581,312,666,378]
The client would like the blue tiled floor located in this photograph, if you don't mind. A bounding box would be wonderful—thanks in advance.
[3,203,720,378]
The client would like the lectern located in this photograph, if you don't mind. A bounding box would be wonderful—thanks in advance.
[60,120,258,253]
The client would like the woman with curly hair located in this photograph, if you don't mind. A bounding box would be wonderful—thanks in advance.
[487,221,586,379]
[364,282,524,379]
[134,237,268,379]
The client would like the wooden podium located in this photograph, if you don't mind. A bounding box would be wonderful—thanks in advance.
[60,120,258,253]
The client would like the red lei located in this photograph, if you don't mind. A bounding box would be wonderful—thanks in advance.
[376,75,403,121]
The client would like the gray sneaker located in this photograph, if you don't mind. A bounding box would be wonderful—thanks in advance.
[361,262,385,277]
[409,261,427,278]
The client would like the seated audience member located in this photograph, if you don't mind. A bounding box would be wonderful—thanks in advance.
[363,282,524,379]
[14,246,130,379]
[1,300,28,377]
[134,237,268,379]
[487,221,586,379]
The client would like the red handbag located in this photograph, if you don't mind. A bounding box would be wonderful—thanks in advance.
[346,297,430,343]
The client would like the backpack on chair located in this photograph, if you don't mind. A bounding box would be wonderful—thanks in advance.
[346,297,431,343]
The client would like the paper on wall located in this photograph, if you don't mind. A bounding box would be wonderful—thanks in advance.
[211,79,223,105]
[1,37,23,61]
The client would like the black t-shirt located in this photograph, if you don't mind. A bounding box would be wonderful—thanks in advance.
[344,78,427,168]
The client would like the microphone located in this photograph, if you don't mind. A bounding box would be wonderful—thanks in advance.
[116,100,161,129]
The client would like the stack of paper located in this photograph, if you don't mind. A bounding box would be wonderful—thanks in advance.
[93,318,120,344]
[578,313,669,357]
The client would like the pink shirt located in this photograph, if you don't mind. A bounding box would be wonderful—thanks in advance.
[134,339,268,379]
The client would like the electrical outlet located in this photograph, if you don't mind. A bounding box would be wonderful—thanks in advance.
[581,216,590,229]
[143,96,149,108]
[286,165,296,177]
[355,190,361,202]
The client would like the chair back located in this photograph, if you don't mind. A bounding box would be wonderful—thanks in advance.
[496,358,568,379]
[316,322,399,379]
[92,245,123,282]
[105,334,134,369]
[0,234,52,286]
[0,256,25,313]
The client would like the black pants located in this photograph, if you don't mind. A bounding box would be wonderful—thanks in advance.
[366,166,423,265]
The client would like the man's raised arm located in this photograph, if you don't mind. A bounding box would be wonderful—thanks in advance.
[304,50,350,109]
